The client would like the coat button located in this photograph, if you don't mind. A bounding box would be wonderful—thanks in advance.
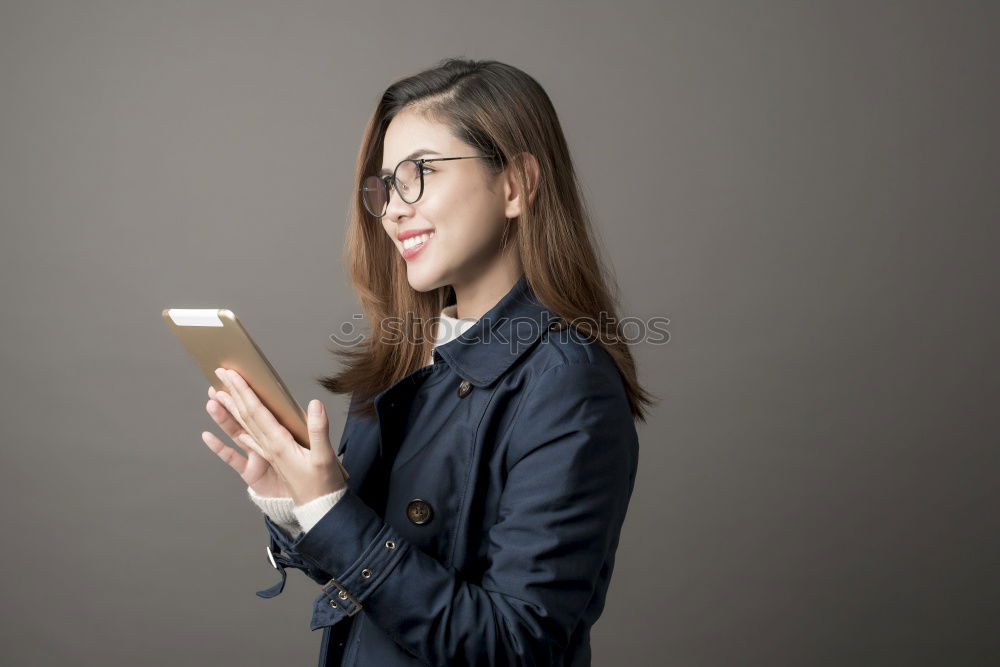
[548,318,567,331]
[406,499,434,525]
[457,379,473,398]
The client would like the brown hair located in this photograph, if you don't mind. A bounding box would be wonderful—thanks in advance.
[316,57,657,422]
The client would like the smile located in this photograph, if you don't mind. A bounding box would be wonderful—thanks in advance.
[401,231,434,260]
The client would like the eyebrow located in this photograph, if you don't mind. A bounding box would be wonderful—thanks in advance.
[380,149,441,176]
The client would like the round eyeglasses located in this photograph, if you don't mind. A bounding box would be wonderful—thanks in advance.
[360,154,497,218]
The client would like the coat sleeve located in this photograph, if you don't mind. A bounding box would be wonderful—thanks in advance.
[286,361,639,666]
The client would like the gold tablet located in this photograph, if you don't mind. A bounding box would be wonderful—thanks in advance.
[162,308,348,480]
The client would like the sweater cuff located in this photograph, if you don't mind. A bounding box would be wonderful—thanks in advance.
[293,486,349,534]
[246,486,301,538]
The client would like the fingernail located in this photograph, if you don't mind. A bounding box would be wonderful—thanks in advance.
[309,400,321,415]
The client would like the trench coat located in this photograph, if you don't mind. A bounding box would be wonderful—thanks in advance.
[254,273,640,666]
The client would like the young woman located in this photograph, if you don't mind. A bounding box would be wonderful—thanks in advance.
[200,58,655,666]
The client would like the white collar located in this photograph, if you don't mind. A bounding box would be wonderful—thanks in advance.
[429,304,477,363]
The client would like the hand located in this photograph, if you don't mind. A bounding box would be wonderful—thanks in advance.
[209,367,348,506]
[202,384,291,498]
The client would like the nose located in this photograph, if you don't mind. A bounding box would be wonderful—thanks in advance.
[384,183,416,223]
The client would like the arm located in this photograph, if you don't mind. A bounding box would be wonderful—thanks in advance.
[289,362,640,665]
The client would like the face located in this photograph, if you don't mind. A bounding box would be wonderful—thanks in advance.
[377,109,514,292]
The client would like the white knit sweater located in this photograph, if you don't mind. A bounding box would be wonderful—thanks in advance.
[246,304,477,538]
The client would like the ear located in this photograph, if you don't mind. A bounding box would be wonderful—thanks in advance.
[502,152,541,219]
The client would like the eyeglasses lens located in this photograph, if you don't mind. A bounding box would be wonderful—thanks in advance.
[361,160,422,217]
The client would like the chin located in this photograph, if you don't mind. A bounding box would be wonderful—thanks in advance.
[404,266,448,294]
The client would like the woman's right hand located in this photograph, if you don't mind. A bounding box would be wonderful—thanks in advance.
[201,384,292,498]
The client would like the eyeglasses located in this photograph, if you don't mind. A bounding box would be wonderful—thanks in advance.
[360,154,496,218]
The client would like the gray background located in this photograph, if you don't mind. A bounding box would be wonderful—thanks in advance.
[1,1,997,665]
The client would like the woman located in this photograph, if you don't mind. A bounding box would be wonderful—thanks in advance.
[200,58,655,666]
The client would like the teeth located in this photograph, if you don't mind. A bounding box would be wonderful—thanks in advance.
[402,231,434,250]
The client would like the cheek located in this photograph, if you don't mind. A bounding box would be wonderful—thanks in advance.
[423,182,502,244]
[422,182,464,220]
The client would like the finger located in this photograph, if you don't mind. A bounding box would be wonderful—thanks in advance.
[306,399,334,461]
[224,369,289,445]
[215,392,271,463]
[216,370,284,466]
[208,392,251,437]
[236,432,269,460]
[207,394,267,463]
[206,397,254,450]
[219,371,266,446]
[201,430,248,477]
[215,369,260,439]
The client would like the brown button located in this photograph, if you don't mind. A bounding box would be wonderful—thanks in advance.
[457,379,473,398]
[406,499,433,525]
[548,318,567,331]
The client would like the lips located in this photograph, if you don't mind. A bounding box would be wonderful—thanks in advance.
[401,230,434,260]
[397,227,435,241]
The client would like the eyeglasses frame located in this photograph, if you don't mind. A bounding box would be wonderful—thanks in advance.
[360,154,497,218]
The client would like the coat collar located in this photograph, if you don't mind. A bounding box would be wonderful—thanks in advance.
[432,273,556,388]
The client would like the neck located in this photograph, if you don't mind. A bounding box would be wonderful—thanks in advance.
[451,255,523,321]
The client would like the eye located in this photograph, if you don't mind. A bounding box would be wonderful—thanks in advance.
[421,165,435,175]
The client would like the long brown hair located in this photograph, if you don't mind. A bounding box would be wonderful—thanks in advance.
[317,57,657,422]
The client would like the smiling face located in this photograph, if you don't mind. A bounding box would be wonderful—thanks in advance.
[378,108,517,294]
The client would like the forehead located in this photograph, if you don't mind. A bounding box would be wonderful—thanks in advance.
[380,110,464,171]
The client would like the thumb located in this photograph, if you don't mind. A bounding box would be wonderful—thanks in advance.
[306,399,333,453]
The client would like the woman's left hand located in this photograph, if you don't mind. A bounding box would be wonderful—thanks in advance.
[213,367,347,506]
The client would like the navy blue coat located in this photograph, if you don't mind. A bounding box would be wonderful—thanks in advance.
[255,273,640,666]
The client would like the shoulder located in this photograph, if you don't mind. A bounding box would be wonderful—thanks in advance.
[515,317,625,395]
[503,320,635,442]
